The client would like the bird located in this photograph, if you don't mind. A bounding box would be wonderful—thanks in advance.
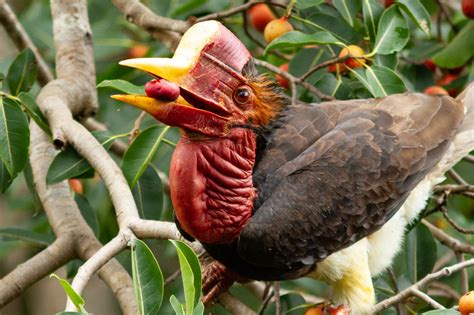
[112,20,474,314]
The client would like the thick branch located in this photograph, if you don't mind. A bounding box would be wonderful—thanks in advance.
[218,292,256,315]
[0,236,74,308]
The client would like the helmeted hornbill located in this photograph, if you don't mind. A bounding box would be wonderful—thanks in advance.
[113,21,474,314]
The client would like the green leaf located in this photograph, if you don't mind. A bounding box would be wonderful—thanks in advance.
[332,0,361,27]
[170,240,202,315]
[405,224,437,283]
[132,166,163,220]
[75,195,99,236]
[0,227,53,247]
[432,21,474,69]
[0,97,30,176]
[296,0,324,10]
[131,238,164,315]
[170,295,185,315]
[0,161,13,193]
[264,31,344,55]
[7,48,38,96]
[192,302,204,315]
[302,6,362,44]
[122,125,170,188]
[18,92,51,135]
[46,131,112,184]
[97,79,144,95]
[50,274,88,313]
[362,0,384,42]
[396,0,431,36]
[364,64,406,97]
[371,5,409,55]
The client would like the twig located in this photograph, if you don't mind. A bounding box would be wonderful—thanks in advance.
[463,155,474,163]
[300,55,350,81]
[196,0,288,23]
[433,184,474,194]
[423,220,474,254]
[441,206,474,234]
[371,257,474,313]
[447,169,468,185]
[436,0,458,32]
[218,292,256,315]
[254,59,334,101]
[129,112,147,142]
[257,288,274,314]
[456,253,469,294]
[66,232,131,311]
[274,282,281,315]
[387,267,403,315]
[0,0,54,85]
[410,288,445,310]
[428,281,461,300]
[164,269,181,285]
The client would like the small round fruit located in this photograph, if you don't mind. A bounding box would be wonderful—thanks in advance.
[248,4,276,32]
[68,178,84,195]
[423,59,436,72]
[339,45,366,69]
[383,0,395,7]
[462,0,474,19]
[276,63,289,89]
[437,73,459,86]
[424,86,449,95]
[127,44,149,58]
[264,17,294,43]
[328,63,346,74]
[459,291,474,315]
[145,79,180,101]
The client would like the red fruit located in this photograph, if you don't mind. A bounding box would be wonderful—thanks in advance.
[304,305,324,315]
[383,0,395,7]
[462,0,474,19]
[248,4,276,32]
[437,73,458,86]
[424,59,436,72]
[127,44,149,58]
[264,17,294,43]
[459,291,474,315]
[145,79,180,101]
[327,305,351,315]
[339,45,366,70]
[424,86,449,95]
[276,63,289,89]
[68,179,83,195]
[328,63,345,74]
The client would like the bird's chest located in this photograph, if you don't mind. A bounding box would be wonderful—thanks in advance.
[170,129,257,244]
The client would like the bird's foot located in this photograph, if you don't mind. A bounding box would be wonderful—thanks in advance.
[304,303,351,315]
[201,261,247,307]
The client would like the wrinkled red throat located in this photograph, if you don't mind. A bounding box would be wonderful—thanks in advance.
[170,128,257,244]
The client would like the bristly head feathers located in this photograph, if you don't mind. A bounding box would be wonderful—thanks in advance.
[242,59,287,127]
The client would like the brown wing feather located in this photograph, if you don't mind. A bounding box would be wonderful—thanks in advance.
[238,93,464,271]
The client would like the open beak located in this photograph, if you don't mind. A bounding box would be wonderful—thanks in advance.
[112,20,252,135]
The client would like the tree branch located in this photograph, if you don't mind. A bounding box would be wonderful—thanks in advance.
[423,220,474,254]
[371,258,474,312]
[0,236,75,308]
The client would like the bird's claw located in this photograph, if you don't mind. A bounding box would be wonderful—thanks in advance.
[201,261,246,307]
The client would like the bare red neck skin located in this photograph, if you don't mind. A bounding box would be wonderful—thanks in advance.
[170,128,257,244]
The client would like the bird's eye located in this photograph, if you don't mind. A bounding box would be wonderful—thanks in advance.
[233,86,252,105]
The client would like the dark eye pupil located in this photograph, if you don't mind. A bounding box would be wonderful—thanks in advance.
[238,90,249,99]
[235,88,250,104]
